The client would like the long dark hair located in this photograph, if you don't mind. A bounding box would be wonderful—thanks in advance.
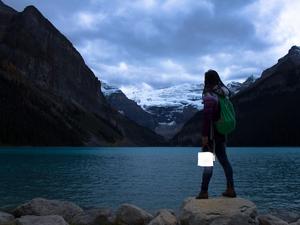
[202,69,228,96]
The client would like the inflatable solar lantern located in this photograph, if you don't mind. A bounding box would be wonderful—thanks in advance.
[198,152,215,167]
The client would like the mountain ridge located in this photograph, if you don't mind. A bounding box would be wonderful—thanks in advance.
[0,1,165,146]
[101,82,157,130]
[171,45,300,146]
[103,76,256,139]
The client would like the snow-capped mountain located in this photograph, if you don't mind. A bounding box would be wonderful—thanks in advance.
[102,75,257,139]
[121,83,204,112]
[101,82,122,96]
[227,75,258,94]
[172,46,300,146]
[102,83,203,139]
[227,81,243,94]
[121,76,257,113]
[243,75,258,87]
[101,82,157,131]
[121,83,203,139]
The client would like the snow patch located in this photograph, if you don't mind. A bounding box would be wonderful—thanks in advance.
[121,83,204,111]
[158,121,176,126]
[101,82,122,96]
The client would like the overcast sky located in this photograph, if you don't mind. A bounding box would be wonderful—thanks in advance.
[5,0,300,90]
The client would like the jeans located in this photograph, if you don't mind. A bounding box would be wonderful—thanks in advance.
[201,141,234,192]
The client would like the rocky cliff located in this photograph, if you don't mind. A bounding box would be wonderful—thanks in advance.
[101,83,157,131]
[0,1,165,146]
[171,46,300,146]
[122,83,202,139]
[227,75,257,94]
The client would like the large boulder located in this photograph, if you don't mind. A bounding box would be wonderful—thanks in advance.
[179,197,258,225]
[290,219,300,225]
[15,215,68,225]
[257,214,288,225]
[13,198,83,223]
[148,209,178,225]
[70,208,114,225]
[269,209,300,224]
[0,211,15,225]
[115,203,153,225]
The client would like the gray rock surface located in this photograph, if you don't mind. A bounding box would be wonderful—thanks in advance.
[290,218,300,225]
[16,215,68,225]
[179,197,258,225]
[70,208,114,225]
[148,209,178,225]
[0,211,15,225]
[115,203,153,225]
[257,214,288,225]
[269,209,300,223]
[13,198,83,223]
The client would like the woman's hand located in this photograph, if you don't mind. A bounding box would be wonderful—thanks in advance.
[202,136,208,146]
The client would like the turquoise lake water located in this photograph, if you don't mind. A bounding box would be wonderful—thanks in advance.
[0,147,299,214]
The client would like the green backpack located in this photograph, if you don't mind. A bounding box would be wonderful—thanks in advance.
[215,95,236,135]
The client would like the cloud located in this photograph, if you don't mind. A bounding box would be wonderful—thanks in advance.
[247,0,300,57]
[4,0,300,89]
[91,59,199,89]
[75,11,106,30]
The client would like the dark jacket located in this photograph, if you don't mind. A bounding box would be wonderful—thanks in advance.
[202,85,229,143]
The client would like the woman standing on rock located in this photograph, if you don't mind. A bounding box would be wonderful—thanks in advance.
[196,69,236,199]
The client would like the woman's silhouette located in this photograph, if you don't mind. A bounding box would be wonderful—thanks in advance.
[196,70,236,199]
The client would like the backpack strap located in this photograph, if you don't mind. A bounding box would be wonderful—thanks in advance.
[210,120,216,156]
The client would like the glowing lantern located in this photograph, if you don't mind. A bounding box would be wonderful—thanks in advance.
[198,152,215,167]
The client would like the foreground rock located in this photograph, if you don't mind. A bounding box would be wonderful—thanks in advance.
[13,198,83,223]
[5,196,298,225]
[257,214,288,225]
[148,209,178,225]
[16,215,68,225]
[179,197,258,225]
[115,203,153,225]
[269,209,300,224]
[0,211,15,225]
[70,208,114,225]
[290,219,300,225]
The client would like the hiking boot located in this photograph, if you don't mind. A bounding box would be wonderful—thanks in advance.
[196,191,208,199]
[222,186,237,198]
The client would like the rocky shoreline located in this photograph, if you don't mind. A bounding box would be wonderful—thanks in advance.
[0,197,299,225]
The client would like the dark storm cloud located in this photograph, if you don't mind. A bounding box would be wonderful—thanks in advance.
[4,0,292,89]
[61,0,267,60]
